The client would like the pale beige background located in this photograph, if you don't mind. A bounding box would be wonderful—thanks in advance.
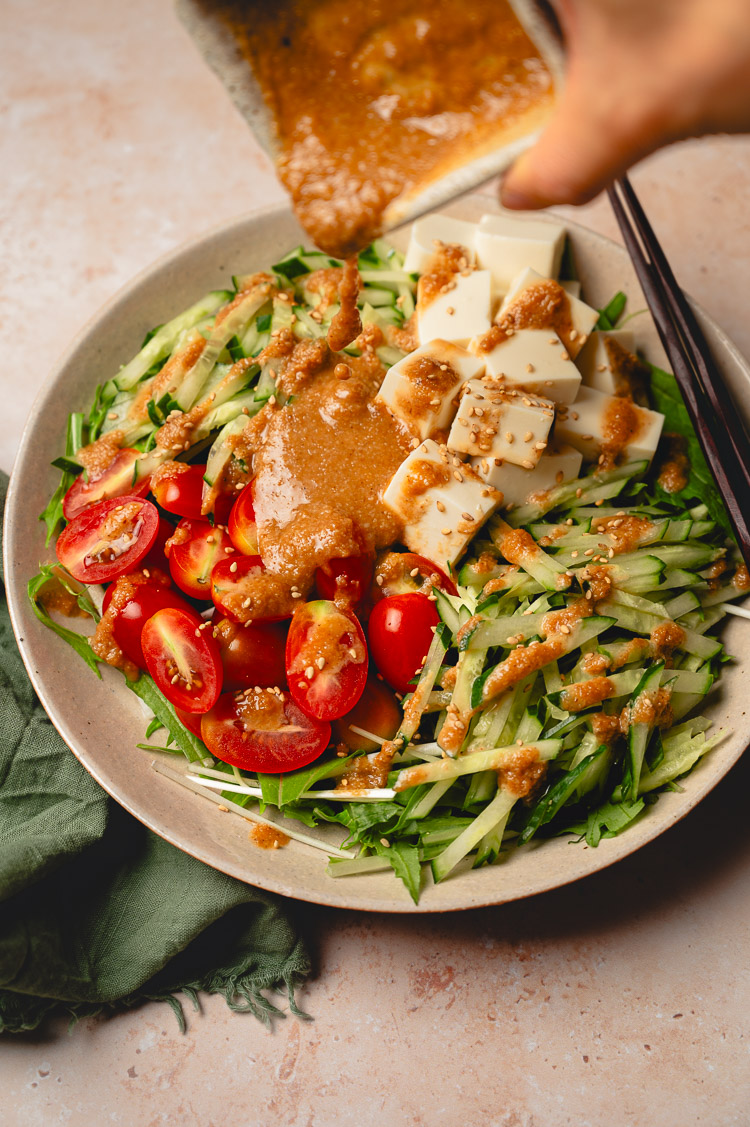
[2,1,750,1124]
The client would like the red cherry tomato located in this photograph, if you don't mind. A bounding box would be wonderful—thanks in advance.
[212,616,288,692]
[62,448,149,521]
[332,677,402,752]
[56,495,159,585]
[373,552,458,599]
[286,600,368,721]
[167,518,237,600]
[211,554,266,620]
[176,706,204,738]
[315,554,374,605]
[141,516,174,573]
[201,689,330,773]
[102,576,193,669]
[141,606,223,713]
[367,592,440,694]
[228,481,259,555]
[151,463,207,519]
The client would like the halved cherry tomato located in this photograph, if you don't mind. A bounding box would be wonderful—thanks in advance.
[167,518,237,600]
[367,592,440,694]
[176,706,204,738]
[141,516,174,573]
[373,552,458,599]
[286,600,368,721]
[62,448,149,521]
[332,677,401,752]
[211,555,266,620]
[102,574,193,669]
[212,616,288,691]
[201,688,330,773]
[228,481,259,555]
[56,495,159,584]
[315,554,374,605]
[151,463,207,519]
[142,606,223,713]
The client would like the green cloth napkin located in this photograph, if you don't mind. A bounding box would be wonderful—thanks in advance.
[0,472,310,1034]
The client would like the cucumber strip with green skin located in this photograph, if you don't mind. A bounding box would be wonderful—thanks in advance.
[408,779,454,819]
[700,582,749,607]
[519,746,609,844]
[467,683,524,750]
[638,729,726,792]
[439,647,486,754]
[598,599,722,659]
[506,462,647,526]
[433,587,462,635]
[472,813,510,868]
[113,290,231,392]
[548,666,713,709]
[360,286,399,307]
[679,606,726,635]
[490,518,573,592]
[201,414,251,513]
[515,710,544,742]
[327,854,392,877]
[572,732,611,798]
[464,609,553,652]
[623,662,666,800]
[173,290,269,411]
[611,543,722,570]
[394,741,562,791]
[432,787,518,883]
[466,769,498,806]
[480,617,616,707]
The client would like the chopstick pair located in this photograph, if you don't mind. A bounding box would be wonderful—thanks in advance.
[607,176,750,568]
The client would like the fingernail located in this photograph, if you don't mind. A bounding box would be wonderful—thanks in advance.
[500,182,535,210]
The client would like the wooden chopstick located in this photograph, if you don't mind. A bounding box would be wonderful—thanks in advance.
[607,178,750,568]
[617,175,750,466]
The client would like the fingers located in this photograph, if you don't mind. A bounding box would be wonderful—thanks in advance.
[500,82,657,210]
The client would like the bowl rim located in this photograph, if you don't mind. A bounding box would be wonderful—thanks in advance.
[5,197,749,913]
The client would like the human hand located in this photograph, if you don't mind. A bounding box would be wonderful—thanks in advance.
[501,0,750,209]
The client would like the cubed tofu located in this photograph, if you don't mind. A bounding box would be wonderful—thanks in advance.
[499,267,599,358]
[469,327,581,405]
[560,279,582,300]
[377,340,485,439]
[447,377,555,469]
[554,385,664,466]
[475,213,566,294]
[472,442,583,509]
[575,329,644,396]
[383,439,502,570]
[417,269,492,347]
[403,215,477,275]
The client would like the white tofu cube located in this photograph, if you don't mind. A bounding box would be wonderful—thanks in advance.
[447,377,555,469]
[475,214,565,295]
[469,327,581,405]
[417,269,492,347]
[472,442,583,509]
[377,340,485,439]
[575,329,643,396]
[499,267,599,358]
[403,215,477,275]
[383,439,502,570]
[554,386,664,466]
[560,279,582,300]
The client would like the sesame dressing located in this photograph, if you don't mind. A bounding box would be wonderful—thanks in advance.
[223,0,553,255]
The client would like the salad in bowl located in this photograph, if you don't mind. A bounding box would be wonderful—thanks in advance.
[26,208,747,904]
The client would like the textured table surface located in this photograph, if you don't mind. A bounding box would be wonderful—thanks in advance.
[2,2,750,1124]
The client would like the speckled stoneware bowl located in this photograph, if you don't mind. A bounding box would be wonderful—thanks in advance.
[5,196,750,912]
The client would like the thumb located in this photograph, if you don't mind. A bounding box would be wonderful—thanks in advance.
[501,86,651,210]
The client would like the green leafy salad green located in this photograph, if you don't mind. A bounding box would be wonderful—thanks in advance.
[30,236,747,904]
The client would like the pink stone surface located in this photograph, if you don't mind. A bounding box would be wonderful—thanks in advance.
[2,2,750,1124]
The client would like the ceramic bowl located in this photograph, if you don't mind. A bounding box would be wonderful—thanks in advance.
[5,195,750,912]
